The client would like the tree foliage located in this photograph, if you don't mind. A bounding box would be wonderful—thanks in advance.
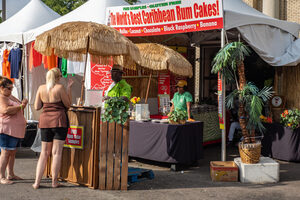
[125,0,140,5]
[42,0,139,16]
[42,0,88,16]
[211,42,273,142]
[0,10,2,23]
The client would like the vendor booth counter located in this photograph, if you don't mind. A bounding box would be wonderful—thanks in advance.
[129,121,203,165]
[45,106,129,190]
[262,123,300,162]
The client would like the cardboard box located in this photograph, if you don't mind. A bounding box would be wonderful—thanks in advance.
[210,161,238,182]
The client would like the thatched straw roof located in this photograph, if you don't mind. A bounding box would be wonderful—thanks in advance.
[34,21,140,70]
[136,43,193,77]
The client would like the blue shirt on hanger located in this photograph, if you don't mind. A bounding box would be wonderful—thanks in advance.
[8,48,22,79]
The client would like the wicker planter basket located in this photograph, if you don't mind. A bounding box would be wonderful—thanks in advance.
[238,142,261,164]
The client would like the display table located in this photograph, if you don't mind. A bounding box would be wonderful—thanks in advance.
[262,123,300,162]
[129,121,203,165]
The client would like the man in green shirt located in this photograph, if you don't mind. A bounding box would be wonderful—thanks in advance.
[104,64,132,102]
[169,80,194,121]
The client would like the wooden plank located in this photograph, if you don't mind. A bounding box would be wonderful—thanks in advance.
[99,122,108,190]
[92,108,100,188]
[121,121,130,190]
[113,123,122,190]
[106,122,116,190]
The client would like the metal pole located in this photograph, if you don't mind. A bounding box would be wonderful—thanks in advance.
[221,29,226,161]
[2,0,6,21]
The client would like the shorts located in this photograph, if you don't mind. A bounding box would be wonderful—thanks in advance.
[41,128,68,142]
[0,133,20,150]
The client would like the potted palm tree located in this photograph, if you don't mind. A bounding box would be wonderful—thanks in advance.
[211,42,273,164]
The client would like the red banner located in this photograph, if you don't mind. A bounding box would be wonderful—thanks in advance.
[218,73,224,130]
[90,63,113,95]
[107,0,224,37]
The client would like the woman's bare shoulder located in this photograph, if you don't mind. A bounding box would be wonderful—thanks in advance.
[38,84,47,90]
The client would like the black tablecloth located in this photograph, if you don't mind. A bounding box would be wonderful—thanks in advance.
[262,123,300,162]
[129,121,203,164]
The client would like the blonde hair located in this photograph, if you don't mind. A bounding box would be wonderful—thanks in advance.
[46,68,61,92]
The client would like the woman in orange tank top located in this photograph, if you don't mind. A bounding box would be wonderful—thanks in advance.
[0,77,28,185]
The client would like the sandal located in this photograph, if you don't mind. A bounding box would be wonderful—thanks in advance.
[7,175,23,180]
[0,178,13,185]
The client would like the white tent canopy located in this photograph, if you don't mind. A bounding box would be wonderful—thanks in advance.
[192,0,300,66]
[224,0,299,37]
[0,0,30,19]
[23,0,130,44]
[0,0,60,43]
[225,0,300,67]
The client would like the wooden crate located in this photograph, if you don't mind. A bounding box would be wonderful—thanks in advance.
[99,121,129,190]
[45,106,101,189]
[210,161,238,182]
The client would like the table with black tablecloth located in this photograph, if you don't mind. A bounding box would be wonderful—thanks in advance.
[262,123,300,162]
[129,121,203,165]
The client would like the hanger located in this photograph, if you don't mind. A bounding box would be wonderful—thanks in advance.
[13,42,19,49]
[3,42,7,50]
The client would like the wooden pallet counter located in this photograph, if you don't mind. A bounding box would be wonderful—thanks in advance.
[45,106,130,190]
[45,106,101,189]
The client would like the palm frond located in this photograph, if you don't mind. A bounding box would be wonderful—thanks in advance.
[257,86,274,102]
[247,95,265,133]
[226,89,239,109]
[243,82,259,95]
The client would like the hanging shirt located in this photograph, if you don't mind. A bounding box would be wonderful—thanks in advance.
[61,58,68,77]
[2,49,14,82]
[29,41,42,71]
[0,49,3,75]
[67,60,85,74]
[42,49,57,70]
[8,48,22,79]
[171,91,193,111]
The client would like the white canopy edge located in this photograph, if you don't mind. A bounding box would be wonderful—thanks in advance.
[0,0,60,44]
[23,0,129,44]
[224,0,300,37]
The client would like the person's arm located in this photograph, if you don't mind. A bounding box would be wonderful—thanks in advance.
[186,92,194,121]
[0,96,24,115]
[187,102,191,119]
[34,87,43,110]
[66,78,73,103]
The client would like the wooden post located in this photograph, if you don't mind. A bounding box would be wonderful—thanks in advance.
[145,71,152,103]
[80,36,90,105]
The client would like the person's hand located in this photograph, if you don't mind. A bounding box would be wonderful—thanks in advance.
[21,98,28,107]
[103,96,111,101]
[67,78,74,89]
[167,112,172,117]
[188,118,195,122]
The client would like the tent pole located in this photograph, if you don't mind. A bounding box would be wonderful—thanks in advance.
[221,28,226,162]
[80,36,90,105]
[145,71,152,103]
